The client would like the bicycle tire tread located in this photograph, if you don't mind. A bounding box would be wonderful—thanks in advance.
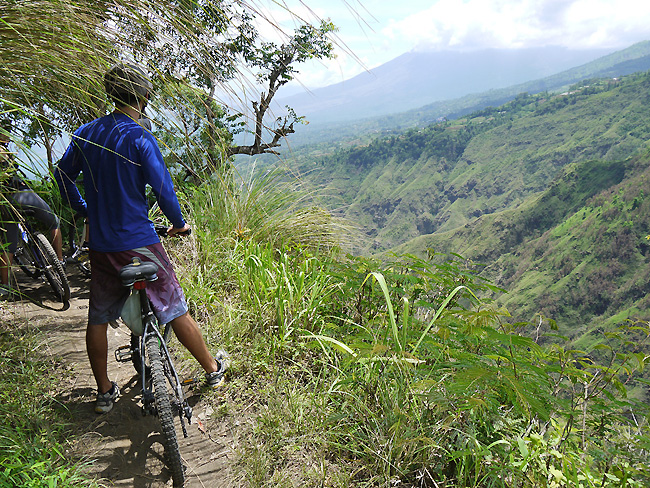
[34,233,70,302]
[146,333,185,486]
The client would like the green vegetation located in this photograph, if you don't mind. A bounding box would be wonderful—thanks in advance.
[387,119,650,341]
[287,73,650,254]
[0,324,104,487]
[3,1,650,487]
[9,165,650,485]
[161,200,650,486]
[273,68,650,351]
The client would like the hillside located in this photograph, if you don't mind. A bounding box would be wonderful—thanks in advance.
[259,41,650,153]
[295,72,650,254]
[394,150,650,337]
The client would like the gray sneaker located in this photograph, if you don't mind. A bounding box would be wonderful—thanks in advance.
[95,381,119,414]
[206,350,229,389]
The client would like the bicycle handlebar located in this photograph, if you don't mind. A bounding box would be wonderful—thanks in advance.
[154,225,191,237]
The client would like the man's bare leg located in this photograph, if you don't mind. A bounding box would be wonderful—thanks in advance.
[86,323,112,393]
[170,312,219,373]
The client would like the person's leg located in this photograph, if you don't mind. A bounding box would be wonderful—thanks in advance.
[86,323,112,393]
[87,251,122,413]
[0,251,12,285]
[170,312,219,374]
[50,227,63,260]
[131,243,221,375]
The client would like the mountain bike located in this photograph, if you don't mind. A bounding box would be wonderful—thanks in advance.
[113,227,193,487]
[13,211,70,303]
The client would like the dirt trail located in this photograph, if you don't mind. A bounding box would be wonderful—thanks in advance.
[1,267,240,487]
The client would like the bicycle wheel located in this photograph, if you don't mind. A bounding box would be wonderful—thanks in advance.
[34,233,70,302]
[130,333,153,377]
[14,242,40,278]
[145,333,185,486]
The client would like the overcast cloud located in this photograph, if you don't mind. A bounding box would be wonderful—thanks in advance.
[253,0,650,88]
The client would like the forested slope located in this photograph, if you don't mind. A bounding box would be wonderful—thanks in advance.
[394,151,650,333]
[298,72,650,254]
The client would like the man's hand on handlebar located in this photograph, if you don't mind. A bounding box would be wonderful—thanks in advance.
[166,223,191,237]
[153,223,191,237]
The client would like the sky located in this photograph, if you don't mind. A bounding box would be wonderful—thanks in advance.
[251,0,650,89]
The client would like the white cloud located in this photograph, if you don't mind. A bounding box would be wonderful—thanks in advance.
[252,1,328,44]
[244,0,650,89]
[384,0,650,51]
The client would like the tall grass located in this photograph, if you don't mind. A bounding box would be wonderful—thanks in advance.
[163,212,650,487]
[317,267,650,486]
[158,169,351,368]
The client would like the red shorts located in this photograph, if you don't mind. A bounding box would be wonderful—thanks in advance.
[88,243,188,326]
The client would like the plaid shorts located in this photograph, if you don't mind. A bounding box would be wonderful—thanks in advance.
[88,243,188,326]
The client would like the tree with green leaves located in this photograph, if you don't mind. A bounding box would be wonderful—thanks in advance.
[228,20,337,158]
[0,0,111,171]
[2,0,337,182]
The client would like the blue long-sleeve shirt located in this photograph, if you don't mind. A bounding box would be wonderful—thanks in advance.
[54,112,185,252]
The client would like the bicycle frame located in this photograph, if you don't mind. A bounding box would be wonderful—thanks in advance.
[128,279,192,435]
[115,270,192,437]
[16,221,45,276]
[109,236,195,486]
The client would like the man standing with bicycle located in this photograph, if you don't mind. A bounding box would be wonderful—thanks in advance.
[0,120,64,296]
[54,63,226,413]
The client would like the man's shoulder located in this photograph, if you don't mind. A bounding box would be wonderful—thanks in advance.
[74,114,145,143]
[73,115,108,138]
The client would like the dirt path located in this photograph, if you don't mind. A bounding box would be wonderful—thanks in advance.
[1,267,241,487]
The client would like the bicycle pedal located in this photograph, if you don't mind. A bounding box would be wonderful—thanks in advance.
[114,344,133,362]
[182,377,199,386]
[142,405,157,417]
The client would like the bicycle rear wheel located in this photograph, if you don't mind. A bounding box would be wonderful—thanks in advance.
[145,333,185,486]
[34,233,70,302]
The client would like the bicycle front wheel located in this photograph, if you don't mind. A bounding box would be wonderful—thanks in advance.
[145,333,185,486]
[34,233,70,302]
[75,246,91,278]
[14,241,40,278]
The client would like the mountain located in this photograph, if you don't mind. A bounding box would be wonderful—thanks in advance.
[380,41,650,130]
[286,70,650,336]
[278,46,613,124]
[290,72,650,254]
[242,41,650,159]
[393,150,650,340]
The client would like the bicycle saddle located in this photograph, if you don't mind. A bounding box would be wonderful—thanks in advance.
[119,258,159,286]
